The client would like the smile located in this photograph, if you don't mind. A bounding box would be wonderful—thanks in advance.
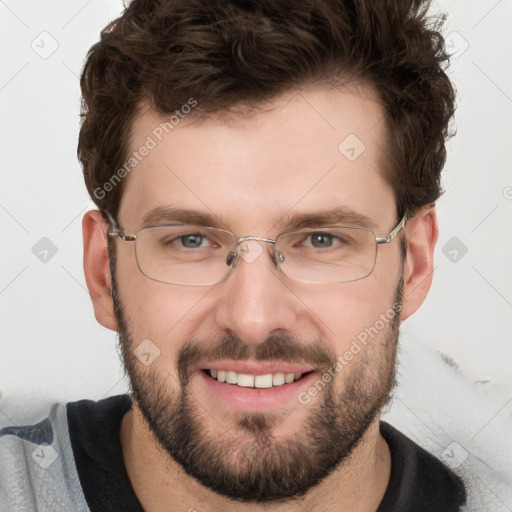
[204,369,313,388]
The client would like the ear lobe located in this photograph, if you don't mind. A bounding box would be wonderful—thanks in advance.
[82,210,117,331]
[401,205,439,321]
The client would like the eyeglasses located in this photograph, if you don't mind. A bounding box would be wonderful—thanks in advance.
[106,211,411,286]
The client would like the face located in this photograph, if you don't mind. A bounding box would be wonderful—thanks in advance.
[110,86,405,502]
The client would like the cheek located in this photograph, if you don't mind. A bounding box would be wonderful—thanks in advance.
[296,273,400,355]
[114,244,211,354]
[315,283,400,388]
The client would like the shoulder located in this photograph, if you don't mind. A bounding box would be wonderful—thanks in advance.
[66,393,132,467]
[0,395,130,511]
[0,400,89,510]
[378,421,467,511]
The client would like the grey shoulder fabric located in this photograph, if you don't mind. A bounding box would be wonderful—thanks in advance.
[0,402,90,511]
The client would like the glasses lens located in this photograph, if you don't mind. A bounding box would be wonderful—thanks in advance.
[276,227,377,283]
[135,225,236,285]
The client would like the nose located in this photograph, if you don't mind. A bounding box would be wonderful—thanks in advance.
[214,239,299,346]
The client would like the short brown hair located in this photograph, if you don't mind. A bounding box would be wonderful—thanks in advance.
[78,0,456,220]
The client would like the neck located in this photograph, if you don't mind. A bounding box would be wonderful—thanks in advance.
[120,404,391,512]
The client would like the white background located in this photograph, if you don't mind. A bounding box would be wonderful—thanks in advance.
[0,0,511,425]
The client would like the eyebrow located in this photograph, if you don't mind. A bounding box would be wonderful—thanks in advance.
[280,208,377,231]
[141,206,377,231]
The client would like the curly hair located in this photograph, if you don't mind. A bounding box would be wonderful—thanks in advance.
[78,0,456,220]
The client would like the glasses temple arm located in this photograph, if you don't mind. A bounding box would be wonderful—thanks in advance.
[376,210,415,244]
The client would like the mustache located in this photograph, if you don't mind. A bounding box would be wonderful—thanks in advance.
[177,331,337,386]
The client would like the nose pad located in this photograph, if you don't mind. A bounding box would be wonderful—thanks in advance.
[225,240,280,268]
[225,240,264,267]
[236,240,264,264]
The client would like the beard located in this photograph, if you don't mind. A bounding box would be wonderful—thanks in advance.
[109,243,404,504]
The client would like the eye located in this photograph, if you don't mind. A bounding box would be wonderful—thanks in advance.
[176,233,208,249]
[305,232,347,249]
[160,230,215,250]
[308,232,337,248]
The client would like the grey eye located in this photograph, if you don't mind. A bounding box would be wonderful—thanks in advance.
[179,234,204,248]
[309,233,335,248]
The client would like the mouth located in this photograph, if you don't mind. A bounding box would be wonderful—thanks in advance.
[202,368,315,389]
[196,363,319,411]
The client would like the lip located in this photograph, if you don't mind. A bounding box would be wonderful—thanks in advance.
[196,367,318,411]
[195,360,315,375]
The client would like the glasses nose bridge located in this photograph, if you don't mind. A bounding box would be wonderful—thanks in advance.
[226,234,281,268]
[236,235,276,245]
[233,235,277,257]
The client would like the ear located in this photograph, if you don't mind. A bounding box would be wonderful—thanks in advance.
[401,205,439,321]
[82,210,117,331]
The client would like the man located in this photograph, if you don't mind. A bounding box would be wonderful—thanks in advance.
[0,0,468,510]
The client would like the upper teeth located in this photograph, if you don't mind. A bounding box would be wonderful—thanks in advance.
[209,370,304,388]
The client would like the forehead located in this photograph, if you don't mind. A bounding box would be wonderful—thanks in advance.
[119,85,395,233]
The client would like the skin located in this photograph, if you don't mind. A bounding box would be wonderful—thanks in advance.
[83,85,438,511]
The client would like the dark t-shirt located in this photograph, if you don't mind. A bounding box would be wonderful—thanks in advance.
[67,395,467,511]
